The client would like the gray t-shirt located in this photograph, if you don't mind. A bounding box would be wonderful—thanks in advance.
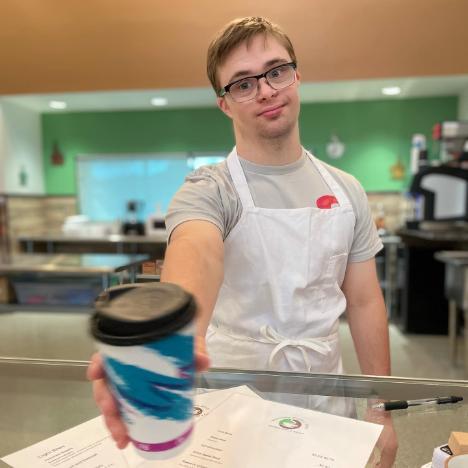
[166,149,383,263]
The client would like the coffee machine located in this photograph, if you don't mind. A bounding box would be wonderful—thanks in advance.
[408,121,468,228]
[409,166,468,224]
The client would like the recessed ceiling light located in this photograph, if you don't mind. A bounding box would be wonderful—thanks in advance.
[49,100,67,109]
[382,86,401,96]
[150,97,168,106]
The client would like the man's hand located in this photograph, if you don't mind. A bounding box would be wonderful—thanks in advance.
[87,336,211,448]
[87,353,130,449]
[194,335,211,371]
[365,408,398,467]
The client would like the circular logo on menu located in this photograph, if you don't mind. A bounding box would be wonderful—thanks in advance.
[193,406,203,416]
[278,417,302,430]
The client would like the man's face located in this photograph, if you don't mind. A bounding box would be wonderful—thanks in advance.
[216,34,301,142]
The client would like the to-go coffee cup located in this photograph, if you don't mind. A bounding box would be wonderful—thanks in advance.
[90,282,196,460]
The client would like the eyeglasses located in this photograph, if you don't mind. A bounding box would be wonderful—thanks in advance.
[218,62,297,103]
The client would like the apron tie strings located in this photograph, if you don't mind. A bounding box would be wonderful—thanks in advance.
[259,325,332,371]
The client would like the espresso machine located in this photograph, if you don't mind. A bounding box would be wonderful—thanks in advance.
[408,121,468,229]
[409,165,468,226]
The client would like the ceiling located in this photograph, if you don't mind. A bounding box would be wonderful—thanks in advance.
[2,74,468,113]
[1,0,468,96]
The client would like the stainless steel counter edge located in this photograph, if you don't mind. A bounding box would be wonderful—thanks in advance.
[2,357,468,400]
[18,233,167,243]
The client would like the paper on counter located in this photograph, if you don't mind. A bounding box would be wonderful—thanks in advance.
[193,385,261,420]
[123,385,261,466]
[1,416,128,468]
[1,385,259,468]
[2,385,382,468]
[153,393,384,468]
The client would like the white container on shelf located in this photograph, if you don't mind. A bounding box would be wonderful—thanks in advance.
[62,216,120,237]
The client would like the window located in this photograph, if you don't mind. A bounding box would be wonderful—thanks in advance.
[76,153,226,221]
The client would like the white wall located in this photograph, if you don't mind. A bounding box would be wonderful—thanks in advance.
[0,100,44,194]
[459,88,468,121]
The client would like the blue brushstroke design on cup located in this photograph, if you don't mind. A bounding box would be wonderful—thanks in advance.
[104,333,194,422]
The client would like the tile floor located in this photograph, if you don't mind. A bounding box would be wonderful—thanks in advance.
[339,320,466,381]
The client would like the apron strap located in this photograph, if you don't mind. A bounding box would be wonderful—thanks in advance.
[226,148,255,208]
[228,147,354,211]
[259,325,333,371]
[305,150,353,210]
[208,323,338,372]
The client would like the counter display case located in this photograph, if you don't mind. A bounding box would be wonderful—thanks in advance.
[1,357,468,467]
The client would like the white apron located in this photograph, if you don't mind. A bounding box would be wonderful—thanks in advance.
[206,147,356,415]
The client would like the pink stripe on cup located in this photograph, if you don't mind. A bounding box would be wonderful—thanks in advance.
[131,425,193,452]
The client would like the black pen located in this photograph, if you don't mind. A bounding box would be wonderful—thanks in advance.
[372,396,463,411]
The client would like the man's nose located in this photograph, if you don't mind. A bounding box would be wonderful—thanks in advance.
[256,77,278,100]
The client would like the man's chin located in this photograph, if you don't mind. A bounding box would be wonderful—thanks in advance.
[257,121,296,140]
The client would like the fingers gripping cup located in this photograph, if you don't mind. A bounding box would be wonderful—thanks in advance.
[90,282,196,460]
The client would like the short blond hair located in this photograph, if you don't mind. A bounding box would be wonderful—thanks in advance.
[207,16,297,93]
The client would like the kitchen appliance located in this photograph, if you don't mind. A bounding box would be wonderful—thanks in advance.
[146,204,166,236]
[122,200,145,236]
[407,121,468,228]
[409,166,468,224]
[433,121,468,163]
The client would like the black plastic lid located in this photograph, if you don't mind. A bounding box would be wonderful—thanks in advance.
[90,282,196,346]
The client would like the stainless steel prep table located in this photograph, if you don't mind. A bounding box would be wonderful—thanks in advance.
[17,232,167,258]
[0,253,149,305]
[1,357,468,467]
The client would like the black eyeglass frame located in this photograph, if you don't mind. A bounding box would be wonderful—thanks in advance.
[218,62,297,99]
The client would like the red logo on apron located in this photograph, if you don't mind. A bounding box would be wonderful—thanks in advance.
[316,195,339,209]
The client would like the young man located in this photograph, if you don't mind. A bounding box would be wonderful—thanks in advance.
[89,16,396,465]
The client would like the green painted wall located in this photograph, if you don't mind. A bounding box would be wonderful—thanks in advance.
[42,96,457,195]
[299,97,457,191]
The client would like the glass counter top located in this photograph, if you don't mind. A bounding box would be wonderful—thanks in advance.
[1,357,468,467]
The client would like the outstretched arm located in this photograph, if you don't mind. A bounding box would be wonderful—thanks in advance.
[88,219,224,448]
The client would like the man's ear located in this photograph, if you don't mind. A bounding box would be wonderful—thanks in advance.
[296,69,301,86]
[217,97,233,119]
